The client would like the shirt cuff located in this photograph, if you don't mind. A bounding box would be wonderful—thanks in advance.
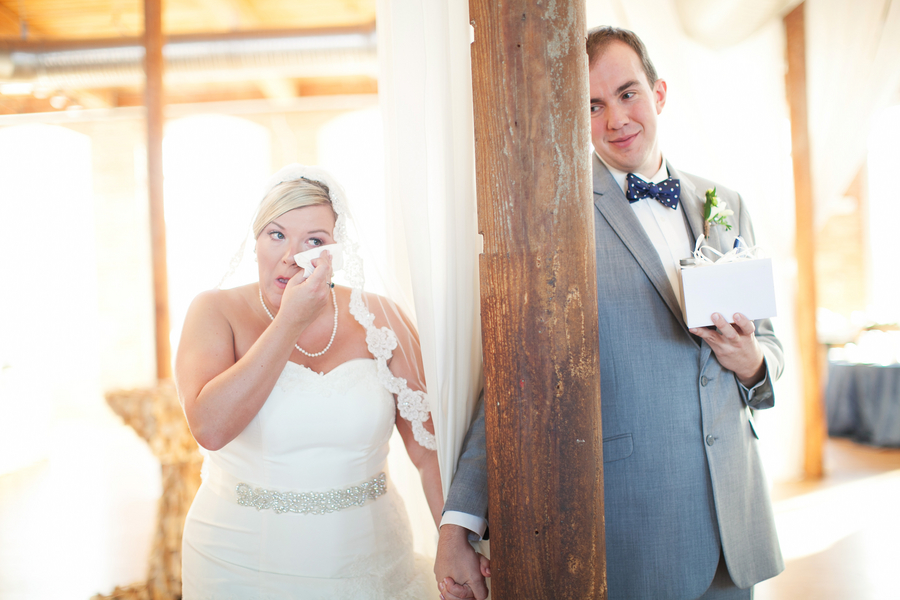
[737,351,772,403]
[440,511,488,541]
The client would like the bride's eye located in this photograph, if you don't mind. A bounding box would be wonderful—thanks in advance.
[268,231,285,241]
[308,237,324,247]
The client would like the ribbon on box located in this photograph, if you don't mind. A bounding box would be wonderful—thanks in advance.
[680,235,777,328]
[691,235,760,266]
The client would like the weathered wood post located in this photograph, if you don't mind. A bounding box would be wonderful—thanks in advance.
[469,1,606,597]
[784,2,825,478]
[145,0,171,379]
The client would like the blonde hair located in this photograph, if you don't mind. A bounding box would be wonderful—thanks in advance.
[251,178,335,240]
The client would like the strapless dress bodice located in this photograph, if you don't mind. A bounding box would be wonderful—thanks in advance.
[207,358,395,491]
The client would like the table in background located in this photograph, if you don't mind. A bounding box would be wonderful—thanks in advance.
[826,361,900,447]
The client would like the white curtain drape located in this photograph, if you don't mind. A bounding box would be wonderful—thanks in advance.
[376,0,483,499]
[674,0,801,48]
[806,0,900,224]
[675,0,900,221]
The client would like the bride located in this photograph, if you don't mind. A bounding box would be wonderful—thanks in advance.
[175,165,442,599]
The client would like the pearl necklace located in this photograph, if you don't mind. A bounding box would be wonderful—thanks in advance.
[259,286,338,358]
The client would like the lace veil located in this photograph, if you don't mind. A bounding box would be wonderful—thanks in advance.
[250,164,435,450]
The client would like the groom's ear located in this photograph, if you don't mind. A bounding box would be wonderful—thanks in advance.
[653,78,668,115]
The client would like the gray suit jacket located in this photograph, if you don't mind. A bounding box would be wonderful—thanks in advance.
[444,155,785,599]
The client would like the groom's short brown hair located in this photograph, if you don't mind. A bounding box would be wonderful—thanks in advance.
[586,26,659,86]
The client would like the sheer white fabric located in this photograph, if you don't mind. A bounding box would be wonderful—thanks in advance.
[673,0,800,48]
[669,0,900,222]
[806,0,900,223]
[318,110,442,558]
[376,0,484,496]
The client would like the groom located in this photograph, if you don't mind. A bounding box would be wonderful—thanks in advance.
[435,26,785,600]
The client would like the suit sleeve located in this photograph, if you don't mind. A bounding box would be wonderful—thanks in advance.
[442,391,489,519]
[735,194,784,410]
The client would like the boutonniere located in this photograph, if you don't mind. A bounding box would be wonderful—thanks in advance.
[702,187,733,237]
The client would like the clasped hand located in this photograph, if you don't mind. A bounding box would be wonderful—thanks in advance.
[689,312,765,387]
[435,525,490,600]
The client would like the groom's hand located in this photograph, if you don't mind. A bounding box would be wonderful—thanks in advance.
[690,312,766,387]
[435,524,489,600]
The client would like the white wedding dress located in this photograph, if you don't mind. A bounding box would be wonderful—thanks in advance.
[182,358,436,599]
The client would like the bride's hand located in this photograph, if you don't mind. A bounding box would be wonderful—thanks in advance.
[278,250,334,329]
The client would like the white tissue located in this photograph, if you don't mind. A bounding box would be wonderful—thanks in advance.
[293,243,343,278]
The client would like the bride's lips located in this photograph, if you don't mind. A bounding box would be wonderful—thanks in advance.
[275,277,289,289]
[609,132,639,148]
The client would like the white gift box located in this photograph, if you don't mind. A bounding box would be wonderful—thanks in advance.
[679,257,777,328]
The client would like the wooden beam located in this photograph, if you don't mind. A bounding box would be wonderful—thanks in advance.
[295,75,376,97]
[67,89,114,109]
[470,1,606,598]
[784,2,825,478]
[193,0,264,30]
[115,84,267,107]
[256,78,297,101]
[0,2,22,37]
[145,0,171,380]
[190,0,298,100]
[0,24,377,53]
[0,0,48,39]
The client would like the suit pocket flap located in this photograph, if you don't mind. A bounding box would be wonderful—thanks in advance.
[603,433,634,463]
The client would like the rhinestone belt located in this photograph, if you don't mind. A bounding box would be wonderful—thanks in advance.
[235,472,387,515]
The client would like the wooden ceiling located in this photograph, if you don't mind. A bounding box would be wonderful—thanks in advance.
[0,0,375,40]
[0,0,377,114]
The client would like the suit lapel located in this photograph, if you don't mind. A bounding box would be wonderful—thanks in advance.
[592,155,688,333]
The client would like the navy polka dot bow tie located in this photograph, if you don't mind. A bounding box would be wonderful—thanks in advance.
[626,173,681,210]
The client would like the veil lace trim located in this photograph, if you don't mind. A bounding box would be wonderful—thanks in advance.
[264,165,436,451]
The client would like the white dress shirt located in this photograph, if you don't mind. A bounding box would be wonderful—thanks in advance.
[596,152,693,312]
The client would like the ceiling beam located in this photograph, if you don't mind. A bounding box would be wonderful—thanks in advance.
[68,89,114,109]
[0,23,376,52]
[0,22,376,102]
[0,0,50,38]
[189,0,301,100]
[338,0,370,14]
[256,78,297,101]
[192,0,262,30]
[0,2,21,37]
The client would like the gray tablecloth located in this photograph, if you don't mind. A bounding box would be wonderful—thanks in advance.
[826,361,900,447]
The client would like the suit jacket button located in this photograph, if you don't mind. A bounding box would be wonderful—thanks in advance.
[700,376,709,386]
[706,434,715,446]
